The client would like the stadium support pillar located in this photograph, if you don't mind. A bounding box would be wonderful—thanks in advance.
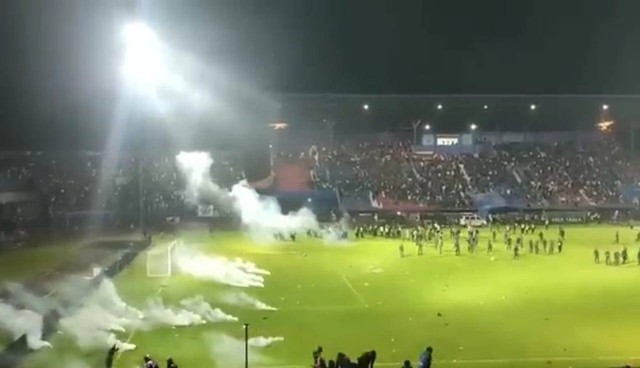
[631,122,636,154]
[412,119,421,145]
[138,155,144,232]
[244,323,249,368]
[324,120,335,150]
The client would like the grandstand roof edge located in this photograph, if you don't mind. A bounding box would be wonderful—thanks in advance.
[274,93,640,99]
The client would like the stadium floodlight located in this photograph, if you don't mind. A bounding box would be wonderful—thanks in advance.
[436,104,443,110]
[470,123,478,131]
[121,21,167,94]
[483,105,489,110]
[530,104,537,111]
[602,104,609,111]
[363,104,370,111]
[424,124,431,131]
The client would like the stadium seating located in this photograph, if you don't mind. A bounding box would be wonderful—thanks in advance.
[0,136,636,232]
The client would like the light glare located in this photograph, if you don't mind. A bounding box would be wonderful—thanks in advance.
[121,22,167,93]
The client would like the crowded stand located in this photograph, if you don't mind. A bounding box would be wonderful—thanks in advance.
[0,134,636,238]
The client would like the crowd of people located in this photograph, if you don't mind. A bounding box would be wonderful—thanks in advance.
[311,345,433,368]
[0,137,637,234]
[312,138,639,209]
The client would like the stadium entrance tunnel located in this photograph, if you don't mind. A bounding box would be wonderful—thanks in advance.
[0,239,152,368]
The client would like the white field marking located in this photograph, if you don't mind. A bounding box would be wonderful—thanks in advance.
[43,290,57,299]
[340,274,369,308]
[114,279,167,366]
[261,355,640,367]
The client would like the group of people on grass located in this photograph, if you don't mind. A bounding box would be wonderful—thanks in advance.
[390,221,570,260]
[311,346,433,368]
[104,345,178,368]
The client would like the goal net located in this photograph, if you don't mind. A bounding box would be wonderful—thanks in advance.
[146,239,180,277]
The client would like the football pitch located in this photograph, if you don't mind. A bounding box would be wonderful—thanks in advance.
[9,224,640,368]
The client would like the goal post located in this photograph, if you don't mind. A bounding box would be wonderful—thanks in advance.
[146,239,180,277]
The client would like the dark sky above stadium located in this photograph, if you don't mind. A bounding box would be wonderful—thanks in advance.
[1,0,639,147]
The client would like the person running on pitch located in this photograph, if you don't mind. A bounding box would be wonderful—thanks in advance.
[605,250,611,265]
[594,248,600,264]
[399,243,405,258]
[487,239,493,254]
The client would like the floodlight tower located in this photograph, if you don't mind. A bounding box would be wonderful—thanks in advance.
[120,20,164,232]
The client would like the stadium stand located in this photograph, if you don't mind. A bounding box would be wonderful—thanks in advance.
[0,132,637,242]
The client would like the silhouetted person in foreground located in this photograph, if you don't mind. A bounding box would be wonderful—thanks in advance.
[418,346,433,368]
[166,357,178,368]
[402,360,413,368]
[143,355,160,368]
[105,344,118,368]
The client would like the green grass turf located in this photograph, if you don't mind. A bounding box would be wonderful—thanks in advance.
[19,225,640,368]
[0,242,81,284]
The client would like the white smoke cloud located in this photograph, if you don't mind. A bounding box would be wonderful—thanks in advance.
[0,302,51,350]
[230,182,319,234]
[175,151,319,237]
[179,295,238,322]
[3,278,240,353]
[176,151,229,205]
[175,248,268,288]
[219,291,277,311]
[4,282,54,315]
[208,333,276,367]
[248,336,284,347]
[58,282,142,351]
[144,297,206,327]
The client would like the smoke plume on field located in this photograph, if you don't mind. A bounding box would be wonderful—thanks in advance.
[180,295,238,322]
[208,333,276,367]
[219,291,277,311]
[145,298,206,326]
[175,151,319,236]
[0,302,51,350]
[175,248,268,287]
[248,336,284,347]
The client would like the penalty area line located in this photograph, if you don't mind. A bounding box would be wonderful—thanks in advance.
[263,355,640,367]
[340,274,369,308]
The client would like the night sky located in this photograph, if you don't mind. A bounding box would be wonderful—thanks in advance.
[1,0,640,148]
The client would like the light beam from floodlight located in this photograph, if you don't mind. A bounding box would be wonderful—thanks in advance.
[121,22,167,94]
[530,104,537,111]
[363,104,369,111]
[436,104,443,110]
[483,105,488,110]
[470,123,478,131]
[424,124,431,131]
[602,104,609,111]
